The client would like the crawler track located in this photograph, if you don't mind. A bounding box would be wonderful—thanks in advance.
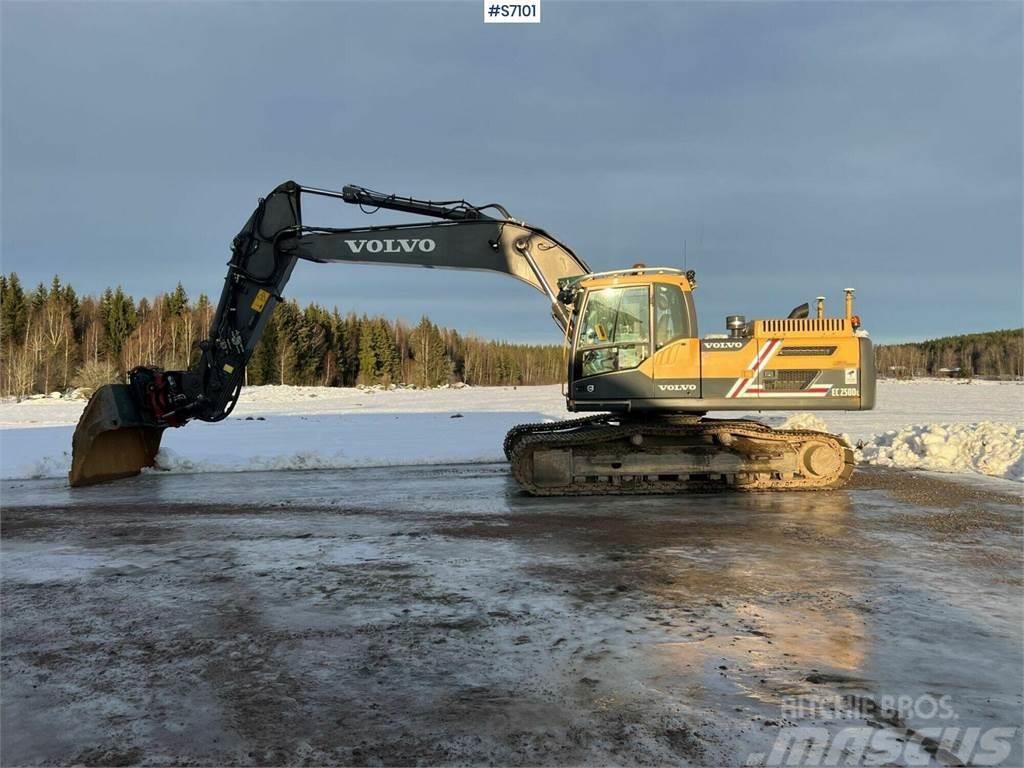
[506,417,855,495]
[502,414,612,460]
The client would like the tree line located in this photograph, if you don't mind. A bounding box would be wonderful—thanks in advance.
[0,273,566,396]
[874,328,1024,379]
[3,272,1019,396]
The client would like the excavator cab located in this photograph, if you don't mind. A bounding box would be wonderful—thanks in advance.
[563,267,875,418]
[565,269,701,410]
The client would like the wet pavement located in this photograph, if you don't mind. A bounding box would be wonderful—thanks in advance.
[2,465,1022,766]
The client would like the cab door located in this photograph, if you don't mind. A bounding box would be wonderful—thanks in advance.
[651,283,701,398]
[571,284,654,402]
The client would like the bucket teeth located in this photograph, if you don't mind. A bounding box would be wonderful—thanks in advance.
[68,384,165,487]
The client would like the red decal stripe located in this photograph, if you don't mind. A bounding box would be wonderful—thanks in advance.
[729,339,781,398]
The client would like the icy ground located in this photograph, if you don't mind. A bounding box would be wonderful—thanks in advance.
[0,379,1021,484]
[3,466,1022,766]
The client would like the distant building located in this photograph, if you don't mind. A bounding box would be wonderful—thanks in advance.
[937,367,962,377]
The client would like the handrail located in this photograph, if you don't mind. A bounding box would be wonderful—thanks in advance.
[582,267,684,280]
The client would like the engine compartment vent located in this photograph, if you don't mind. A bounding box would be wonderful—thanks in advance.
[760,369,820,392]
[758,318,847,334]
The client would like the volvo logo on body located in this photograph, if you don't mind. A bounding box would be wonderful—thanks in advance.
[345,238,437,255]
[702,340,745,350]
[658,383,697,391]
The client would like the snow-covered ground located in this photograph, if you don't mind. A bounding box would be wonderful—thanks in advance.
[1,379,1021,484]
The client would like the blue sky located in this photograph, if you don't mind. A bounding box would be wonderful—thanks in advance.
[2,1,1020,344]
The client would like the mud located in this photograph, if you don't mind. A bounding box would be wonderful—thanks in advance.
[849,466,1022,512]
[2,465,1022,766]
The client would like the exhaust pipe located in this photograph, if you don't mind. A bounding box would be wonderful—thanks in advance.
[726,315,746,338]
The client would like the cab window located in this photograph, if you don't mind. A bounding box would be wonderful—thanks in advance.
[655,284,692,348]
[576,286,650,377]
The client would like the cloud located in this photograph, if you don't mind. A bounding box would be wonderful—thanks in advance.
[1,1,1020,343]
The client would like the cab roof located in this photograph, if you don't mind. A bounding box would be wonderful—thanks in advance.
[580,267,693,291]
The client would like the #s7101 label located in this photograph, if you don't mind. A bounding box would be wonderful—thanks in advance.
[484,0,540,22]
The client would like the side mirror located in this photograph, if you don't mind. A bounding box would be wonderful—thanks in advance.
[787,302,809,319]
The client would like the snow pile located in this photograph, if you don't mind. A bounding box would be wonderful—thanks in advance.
[151,446,351,475]
[778,413,831,433]
[763,408,1024,481]
[12,451,71,482]
[856,422,1024,481]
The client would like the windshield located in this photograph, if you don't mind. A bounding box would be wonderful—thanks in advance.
[576,286,650,376]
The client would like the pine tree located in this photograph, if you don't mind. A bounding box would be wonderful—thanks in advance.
[164,283,188,317]
[1,273,29,394]
[410,316,450,387]
[159,282,190,367]
[247,310,277,385]
[327,308,346,386]
[100,286,138,370]
[371,318,400,384]
[192,293,213,367]
[357,315,378,384]
[0,273,28,348]
[341,312,361,385]
[297,304,329,384]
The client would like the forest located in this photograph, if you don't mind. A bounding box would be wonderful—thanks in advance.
[0,273,565,397]
[873,328,1023,379]
[1,273,1021,397]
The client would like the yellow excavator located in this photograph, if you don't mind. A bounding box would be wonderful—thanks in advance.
[70,181,875,494]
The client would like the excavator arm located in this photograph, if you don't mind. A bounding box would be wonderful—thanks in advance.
[69,181,589,486]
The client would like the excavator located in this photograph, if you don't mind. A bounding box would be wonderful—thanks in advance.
[70,180,876,494]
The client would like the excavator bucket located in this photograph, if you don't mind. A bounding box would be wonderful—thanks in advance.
[69,384,165,487]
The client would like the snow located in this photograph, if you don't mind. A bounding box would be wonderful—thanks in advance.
[1,379,1021,484]
[0,385,568,484]
[777,413,831,432]
[855,422,1024,481]
[771,404,1024,481]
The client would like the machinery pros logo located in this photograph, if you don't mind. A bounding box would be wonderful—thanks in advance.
[345,238,437,255]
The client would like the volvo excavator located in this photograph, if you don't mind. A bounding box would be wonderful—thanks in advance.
[70,180,876,494]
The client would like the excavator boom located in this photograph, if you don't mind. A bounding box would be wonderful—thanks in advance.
[69,181,589,486]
